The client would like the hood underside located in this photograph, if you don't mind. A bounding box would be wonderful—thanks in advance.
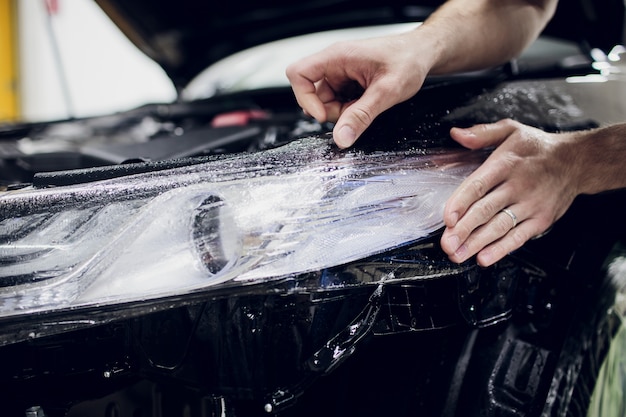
[95,0,625,90]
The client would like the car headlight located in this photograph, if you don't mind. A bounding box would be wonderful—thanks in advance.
[0,137,484,320]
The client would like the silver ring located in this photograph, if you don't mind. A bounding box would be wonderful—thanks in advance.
[501,208,518,228]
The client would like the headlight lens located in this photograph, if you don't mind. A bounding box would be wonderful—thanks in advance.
[0,137,484,318]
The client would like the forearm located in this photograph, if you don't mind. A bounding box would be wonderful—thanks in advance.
[415,0,558,75]
[571,124,626,195]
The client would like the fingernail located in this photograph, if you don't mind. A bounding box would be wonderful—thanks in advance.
[477,248,494,267]
[454,243,468,260]
[335,125,356,148]
[447,234,460,252]
[448,211,459,227]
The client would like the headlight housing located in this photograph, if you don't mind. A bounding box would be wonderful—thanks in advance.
[0,137,484,326]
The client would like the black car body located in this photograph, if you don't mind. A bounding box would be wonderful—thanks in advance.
[1,1,626,416]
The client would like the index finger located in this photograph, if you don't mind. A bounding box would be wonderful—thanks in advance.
[444,120,519,226]
[450,119,519,149]
[285,58,329,122]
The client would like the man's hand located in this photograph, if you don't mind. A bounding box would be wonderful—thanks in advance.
[441,119,579,266]
[286,32,430,148]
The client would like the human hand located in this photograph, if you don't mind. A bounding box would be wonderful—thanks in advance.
[285,31,432,148]
[440,119,581,267]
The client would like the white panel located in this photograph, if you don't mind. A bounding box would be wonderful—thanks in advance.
[18,0,176,122]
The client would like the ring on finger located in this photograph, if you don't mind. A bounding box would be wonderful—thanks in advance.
[501,208,518,228]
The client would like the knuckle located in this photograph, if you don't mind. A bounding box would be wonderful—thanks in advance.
[374,78,404,97]
[467,177,489,199]
[475,198,498,220]
[509,228,529,249]
[285,63,297,78]
[449,223,473,244]
[350,105,374,128]
[497,118,516,128]
[494,214,513,235]
[535,216,554,231]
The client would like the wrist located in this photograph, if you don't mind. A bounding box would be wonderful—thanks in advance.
[406,24,447,76]
[569,125,626,195]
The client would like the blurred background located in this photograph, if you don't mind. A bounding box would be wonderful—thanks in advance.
[0,0,176,124]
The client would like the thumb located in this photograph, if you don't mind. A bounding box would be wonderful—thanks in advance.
[332,88,395,149]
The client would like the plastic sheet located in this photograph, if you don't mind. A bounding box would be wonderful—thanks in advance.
[0,136,484,317]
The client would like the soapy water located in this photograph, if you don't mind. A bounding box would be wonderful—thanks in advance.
[0,136,486,316]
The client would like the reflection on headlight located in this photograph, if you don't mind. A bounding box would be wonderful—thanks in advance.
[193,195,240,275]
[0,137,484,318]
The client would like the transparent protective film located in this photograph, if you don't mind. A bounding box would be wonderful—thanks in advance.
[0,136,485,317]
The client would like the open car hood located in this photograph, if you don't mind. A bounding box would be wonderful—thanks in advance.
[95,0,625,90]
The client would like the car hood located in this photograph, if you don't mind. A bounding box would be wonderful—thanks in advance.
[94,0,625,90]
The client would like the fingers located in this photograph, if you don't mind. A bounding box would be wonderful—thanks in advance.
[443,151,512,229]
[289,78,403,148]
[286,61,376,148]
[286,39,419,149]
[288,74,402,148]
[450,119,518,150]
[314,80,346,123]
[332,90,384,148]
[441,184,517,261]
[443,184,511,241]
[442,201,549,267]
[443,119,527,228]
[474,222,530,267]
[285,58,331,123]
[441,120,529,266]
[440,119,569,267]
